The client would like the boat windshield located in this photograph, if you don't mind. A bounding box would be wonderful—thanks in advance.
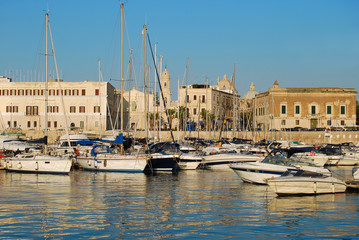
[262,152,316,167]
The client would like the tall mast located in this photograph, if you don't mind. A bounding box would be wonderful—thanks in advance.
[232,62,236,139]
[45,12,49,139]
[206,77,209,140]
[128,50,133,135]
[143,25,148,146]
[184,58,189,138]
[153,43,157,141]
[120,3,124,132]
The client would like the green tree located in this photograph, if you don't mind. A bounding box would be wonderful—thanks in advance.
[167,108,176,129]
[175,106,188,130]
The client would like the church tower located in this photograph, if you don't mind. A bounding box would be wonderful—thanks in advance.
[160,68,171,108]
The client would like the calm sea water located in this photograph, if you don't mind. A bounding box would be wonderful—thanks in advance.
[0,167,358,239]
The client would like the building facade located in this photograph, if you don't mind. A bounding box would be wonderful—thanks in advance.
[178,74,241,130]
[254,80,357,131]
[0,76,117,134]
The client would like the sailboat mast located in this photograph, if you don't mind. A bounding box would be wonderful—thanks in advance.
[184,58,189,138]
[143,25,148,146]
[232,62,236,139]
[153,43,157,141]
[45,12,49,139]
[120,3,124,132]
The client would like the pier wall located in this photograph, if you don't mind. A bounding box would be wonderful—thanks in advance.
[19,129,359,146]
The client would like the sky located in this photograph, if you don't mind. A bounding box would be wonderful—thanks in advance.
[1,0,358,100]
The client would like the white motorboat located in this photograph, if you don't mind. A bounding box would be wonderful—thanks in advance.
[290,151,329,167]
[178,153,203,170]
[319,144,359,166]
[265,170,347,196]
[77,145,148,172]
[230,152,331,184]
[201,151,264,170]
[5,154,72,174]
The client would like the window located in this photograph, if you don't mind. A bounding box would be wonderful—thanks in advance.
[48,121,51,128]
[193,95,197,101]
[27,121,31,128]
[341,120,345,125]
[202,95,205,103]
[73,89,79,96]
[54,121,57,128]
[26,106,38,115]
[53,106,59,113]
[311,105,316,114]
[33,106,38,115]
[94,106,100,113]
[79,106,85,113]
[186,95,189,102]
[327,105,332,115]
[340,106,346,115]
[7,121,10,128]
[13,121,17,128]
[193,108,197,115]
[70,106,76,113]
[295,120,300,125]
[281,120,286,126]
[281,105,286,114]
[6,106,11,112]
[327,120,331,126]
[295,105,300,114]
[95,89,100,95]
[65,89,71,96]
[34,121,37,127]
[82,89,86,96]
[80,121,84,129]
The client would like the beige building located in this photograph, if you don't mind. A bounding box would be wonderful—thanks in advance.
[0,76,117,134]
[254,80,357,131]
[178,74,241,130]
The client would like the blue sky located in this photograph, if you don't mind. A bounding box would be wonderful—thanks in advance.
[1,0,358,99]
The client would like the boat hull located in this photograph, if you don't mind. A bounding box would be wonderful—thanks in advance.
[267,177,347,195]
[5,154,72,174]
[77,154,148,172]
[146,153,180,172]
[230,163,291,184]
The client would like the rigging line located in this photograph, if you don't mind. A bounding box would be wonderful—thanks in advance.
[146,32,175,144]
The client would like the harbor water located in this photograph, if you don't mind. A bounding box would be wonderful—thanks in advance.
[0,167,358,239]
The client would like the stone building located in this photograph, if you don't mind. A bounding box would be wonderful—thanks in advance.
[254,80,357,131]
[178,74,241,130]
[0,76,117,134]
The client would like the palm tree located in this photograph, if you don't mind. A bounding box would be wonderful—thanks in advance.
[167,108,176,130]
[176,106,188,130]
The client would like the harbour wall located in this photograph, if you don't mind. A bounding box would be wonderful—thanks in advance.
[19,129,359,146]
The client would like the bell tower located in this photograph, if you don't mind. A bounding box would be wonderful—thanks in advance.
[160,68,171,108]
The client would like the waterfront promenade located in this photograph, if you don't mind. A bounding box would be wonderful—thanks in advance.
[15,129,359,145]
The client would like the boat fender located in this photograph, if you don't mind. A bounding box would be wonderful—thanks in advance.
[310,150,316,156]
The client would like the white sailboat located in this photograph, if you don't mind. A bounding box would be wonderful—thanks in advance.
[5,12,72,174]
[76,144,148,172]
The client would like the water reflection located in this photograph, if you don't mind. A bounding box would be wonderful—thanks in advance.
[0,168,358,239]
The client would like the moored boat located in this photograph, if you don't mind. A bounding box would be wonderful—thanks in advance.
[265,170,347,196]
[5,153,72,174]
[77,145,148,172]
